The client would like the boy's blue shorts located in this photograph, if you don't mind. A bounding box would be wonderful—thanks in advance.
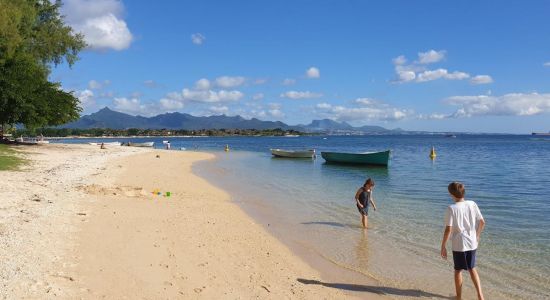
[356,204,369,216]
[452,249,477,270]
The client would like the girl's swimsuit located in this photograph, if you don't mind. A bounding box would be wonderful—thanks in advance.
[356,188,370,216]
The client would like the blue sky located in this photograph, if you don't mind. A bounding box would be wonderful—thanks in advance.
[52,0,550,133]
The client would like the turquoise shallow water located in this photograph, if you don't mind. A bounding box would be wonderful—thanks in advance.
[59,135,550,298]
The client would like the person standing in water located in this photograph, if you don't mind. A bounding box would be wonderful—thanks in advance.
[355,178,377,228]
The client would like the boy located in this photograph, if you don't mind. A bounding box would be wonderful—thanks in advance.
[440,182,486,300]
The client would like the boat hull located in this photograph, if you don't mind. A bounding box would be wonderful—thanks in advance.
[321,150,390,166]
[271,149,315,158]
[128,142,154,147]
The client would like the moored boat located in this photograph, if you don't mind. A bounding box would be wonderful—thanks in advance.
[270,149,315,158]
[321,150,390,166]
[128,141,154,147]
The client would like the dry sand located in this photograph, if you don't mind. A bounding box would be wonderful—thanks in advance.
[1,144,388,299]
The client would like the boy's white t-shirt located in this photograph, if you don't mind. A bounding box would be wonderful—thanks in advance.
[444,200,484,252]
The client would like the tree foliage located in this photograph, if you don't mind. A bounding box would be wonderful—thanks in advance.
[0,0,85,131]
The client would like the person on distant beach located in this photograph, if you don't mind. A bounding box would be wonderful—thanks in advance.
[354,178,377,228]
[165,141,171,150]
[100,142,106,149]
[440,182,486,300]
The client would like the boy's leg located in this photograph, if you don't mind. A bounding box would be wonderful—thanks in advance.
[468,268,484,300]
[361,214,367,228]
[454,270,463,300]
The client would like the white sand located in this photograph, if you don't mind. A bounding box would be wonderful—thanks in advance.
[0,144,387,299]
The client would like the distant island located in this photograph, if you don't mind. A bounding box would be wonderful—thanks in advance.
[17,107,405,137]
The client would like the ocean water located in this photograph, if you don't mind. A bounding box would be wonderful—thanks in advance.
[58,135,550,298]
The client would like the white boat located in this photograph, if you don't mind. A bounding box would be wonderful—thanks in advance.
[270,149,315,158]
[128,141,154,147]
[162,140,169,144]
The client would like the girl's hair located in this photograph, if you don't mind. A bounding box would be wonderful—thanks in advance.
[363,178,375,187]
[448,181,465,198]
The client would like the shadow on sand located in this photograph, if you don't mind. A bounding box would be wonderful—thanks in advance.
[297,278,452,299]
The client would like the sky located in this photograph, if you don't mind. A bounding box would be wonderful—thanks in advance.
[51,0,550,133]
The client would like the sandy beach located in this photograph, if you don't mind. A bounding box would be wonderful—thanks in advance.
[0,144,387,299]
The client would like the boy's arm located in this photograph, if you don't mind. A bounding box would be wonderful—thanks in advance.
[477,218,485,242]
[440,226,452,259]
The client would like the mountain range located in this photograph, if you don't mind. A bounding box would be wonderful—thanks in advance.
[62,107,401,134]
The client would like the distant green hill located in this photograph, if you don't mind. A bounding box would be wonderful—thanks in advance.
[62,107,399,134]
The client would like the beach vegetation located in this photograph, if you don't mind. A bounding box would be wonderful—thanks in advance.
[0,0,85,134]
[0,144,24,170]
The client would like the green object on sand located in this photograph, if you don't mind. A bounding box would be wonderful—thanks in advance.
[166,192,171,197]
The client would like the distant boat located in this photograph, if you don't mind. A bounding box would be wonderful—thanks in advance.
[128,142,154,147]
[283,134,300,137]
[445,134,457,138]
[271,149,315,158]
[321,150,391,166]
[532,132,550,136]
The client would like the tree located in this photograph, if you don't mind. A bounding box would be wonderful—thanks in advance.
[0,0,85,135]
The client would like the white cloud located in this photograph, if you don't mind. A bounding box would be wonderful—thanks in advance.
[355,98,378,106]
[280,91,323,99]
[87,79,110,90]
[143,80,158,88]
[76,89,95,108]
[267,103,284,118]
[417,50,446,64]
[316,102,332,109]
[315,98,412,122]
[316,105,410,122]
[305,67,320,79]
[194,78,211,90]
[392,55,407,66]
[438,93,550,118]
[61,0,133,51]
[112,97,148,115]
[396,70,416,82]
[470,75,494,85]
[191,33,205,45]
[159,98,184,110]
[543,62,550,67]
[215,76,246,88]
[252,93,264,100]
[391,50,482,84]
[208,105,229,115]
[168,89,244,103]
[416,69,470,82]
[112,96,183,116]
[282,78,296,85]
[254,78,268,85]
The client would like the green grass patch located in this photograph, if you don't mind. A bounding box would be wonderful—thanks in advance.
[0,144,24,170]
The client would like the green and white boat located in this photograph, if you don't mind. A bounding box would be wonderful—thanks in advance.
[271,149,315,158]
[321,150,390,166]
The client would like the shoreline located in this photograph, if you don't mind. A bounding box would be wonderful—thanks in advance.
[1,144,386,298]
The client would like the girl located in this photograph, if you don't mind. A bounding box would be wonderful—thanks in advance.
[355,178,377,228]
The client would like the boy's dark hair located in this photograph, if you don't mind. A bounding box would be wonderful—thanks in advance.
[364,178,375,187]
[448,182,465,198]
